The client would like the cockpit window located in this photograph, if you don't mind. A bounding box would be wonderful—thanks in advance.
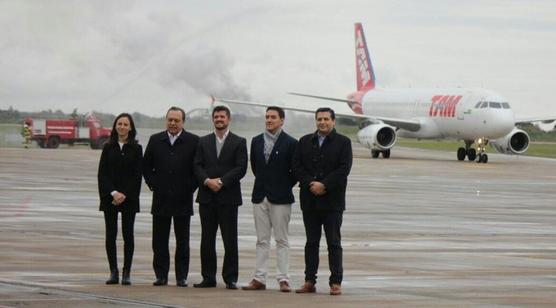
[489,102,501,109]
[480,101,488,108]
[502,102,511,109]
[474,102,482,108]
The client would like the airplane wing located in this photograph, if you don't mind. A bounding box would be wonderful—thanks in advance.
[215,97,421,132]
[515,116,556,125]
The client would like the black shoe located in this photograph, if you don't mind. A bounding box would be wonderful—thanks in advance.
[193,280,216,288]
[153,277,168,286]
[176,279,188,287]
[121,269,131,286]
[106,270,119,285]
[226,282,238,290]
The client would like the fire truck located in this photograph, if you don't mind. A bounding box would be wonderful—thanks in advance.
[24,115,111,149]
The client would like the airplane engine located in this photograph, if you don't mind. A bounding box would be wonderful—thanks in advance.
[357,123,396,150]
[490,128,530,154]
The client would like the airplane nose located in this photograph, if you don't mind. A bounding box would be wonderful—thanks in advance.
[489,110,514,137]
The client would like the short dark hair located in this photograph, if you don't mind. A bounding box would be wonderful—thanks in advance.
[166,106,186,121]
[266,106,285,119]
[212,105,231,118]
[315,107,335,120]
[109,113,137,145]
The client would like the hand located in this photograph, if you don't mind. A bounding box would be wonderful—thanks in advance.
[309,181,326,196]
[206,178,222,193]
[112,191,126,205]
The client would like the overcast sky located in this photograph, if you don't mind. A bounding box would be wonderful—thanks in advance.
[1,0,555,118]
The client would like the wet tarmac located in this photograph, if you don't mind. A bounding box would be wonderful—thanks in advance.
[1,139,556,307]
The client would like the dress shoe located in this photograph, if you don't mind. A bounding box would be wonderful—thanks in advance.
[329,283,342,296]
[241,279,266,290]
[105,270,119,285]
[121,269,131,286]
[153,277,168,286]
[295,281,316,293]
[225,282,239,290]
[176,279,188,287]
[279,280,291,292]
[193,280,216,288]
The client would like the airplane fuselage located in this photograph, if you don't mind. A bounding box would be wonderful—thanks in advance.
[361,87,515,141]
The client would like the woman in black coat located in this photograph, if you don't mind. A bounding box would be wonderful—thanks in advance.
[97,113,142,285]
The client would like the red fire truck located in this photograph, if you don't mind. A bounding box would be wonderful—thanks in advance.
[24,115,111,149]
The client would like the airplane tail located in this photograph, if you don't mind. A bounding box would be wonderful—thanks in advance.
[354,22,375,91]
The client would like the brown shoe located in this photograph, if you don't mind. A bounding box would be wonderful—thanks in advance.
[329,283,342,296]
[241,279,266,290]
[295,281,316,293]
[279,280,291,292]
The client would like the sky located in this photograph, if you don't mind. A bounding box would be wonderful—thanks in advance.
[1,0,555,118]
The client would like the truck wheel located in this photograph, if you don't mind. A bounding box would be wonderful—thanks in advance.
[47,136,60,149]
[37,139,46,148]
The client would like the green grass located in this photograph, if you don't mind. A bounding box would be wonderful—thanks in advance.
[396,138,556,159]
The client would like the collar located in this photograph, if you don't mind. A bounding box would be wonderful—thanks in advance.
[215,129,230,142]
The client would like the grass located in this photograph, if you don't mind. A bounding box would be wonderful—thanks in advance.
[396,138,556,159]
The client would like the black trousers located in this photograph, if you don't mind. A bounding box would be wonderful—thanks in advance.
[302,210,343,286]
[152,215,191,281]
[198,203,238,284]
[103,211,136,272]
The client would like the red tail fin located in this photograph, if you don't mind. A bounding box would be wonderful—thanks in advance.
[354,23,375,91]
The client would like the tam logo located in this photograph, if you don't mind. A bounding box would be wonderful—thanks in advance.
[428,95,462,117]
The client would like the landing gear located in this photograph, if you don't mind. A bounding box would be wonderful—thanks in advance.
[457,139,486,163]
[475,137,489,164]
[457,140,477,161]
[371,149,390,159]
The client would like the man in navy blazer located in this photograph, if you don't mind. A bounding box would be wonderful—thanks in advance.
[193,105,247,290]
[143,106,199,287]
[242,106,298,292]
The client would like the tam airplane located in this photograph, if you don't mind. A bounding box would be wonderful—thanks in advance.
[218,23,555,163]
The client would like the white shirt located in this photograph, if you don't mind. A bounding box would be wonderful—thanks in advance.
[168,130,182,146]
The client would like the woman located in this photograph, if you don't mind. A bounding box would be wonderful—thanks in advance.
[98,113,142,285]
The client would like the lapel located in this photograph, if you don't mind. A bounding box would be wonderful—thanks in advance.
[267,132,285,164]
[208,133,218,161]
[218,132,235,162]
[159,131,172,147]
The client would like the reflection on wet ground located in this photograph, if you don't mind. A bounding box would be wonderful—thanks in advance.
[1,137,556,307]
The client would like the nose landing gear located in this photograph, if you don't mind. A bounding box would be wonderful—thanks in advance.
[476,137,489,163]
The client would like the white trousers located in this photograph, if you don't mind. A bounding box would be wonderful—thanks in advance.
[252,198,292,284]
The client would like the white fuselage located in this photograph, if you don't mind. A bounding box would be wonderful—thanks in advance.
[361,87,516,140]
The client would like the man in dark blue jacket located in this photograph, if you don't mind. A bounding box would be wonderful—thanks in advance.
[242,106,298,292]
[293,107,352,296]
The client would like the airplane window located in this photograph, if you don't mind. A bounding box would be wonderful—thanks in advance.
[489,102,501,109]
[474,102,482,108]
[502,102,511,109]
[480,102,488,108]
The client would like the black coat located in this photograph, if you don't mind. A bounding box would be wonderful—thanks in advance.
[250,131,298,204]
[143,130,199,216]
[194,132,248,206]
[293,129,353,212]
[98,142,143,213]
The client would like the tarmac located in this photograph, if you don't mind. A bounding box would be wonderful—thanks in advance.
[1,139,556,307]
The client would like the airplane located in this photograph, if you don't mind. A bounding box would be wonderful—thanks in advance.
[216,23,556,163]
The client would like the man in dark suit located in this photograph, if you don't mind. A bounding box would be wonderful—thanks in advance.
[242,106,297,292]
[193,105,247,290]
[143,106,199,287]
[293,107,352,296]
